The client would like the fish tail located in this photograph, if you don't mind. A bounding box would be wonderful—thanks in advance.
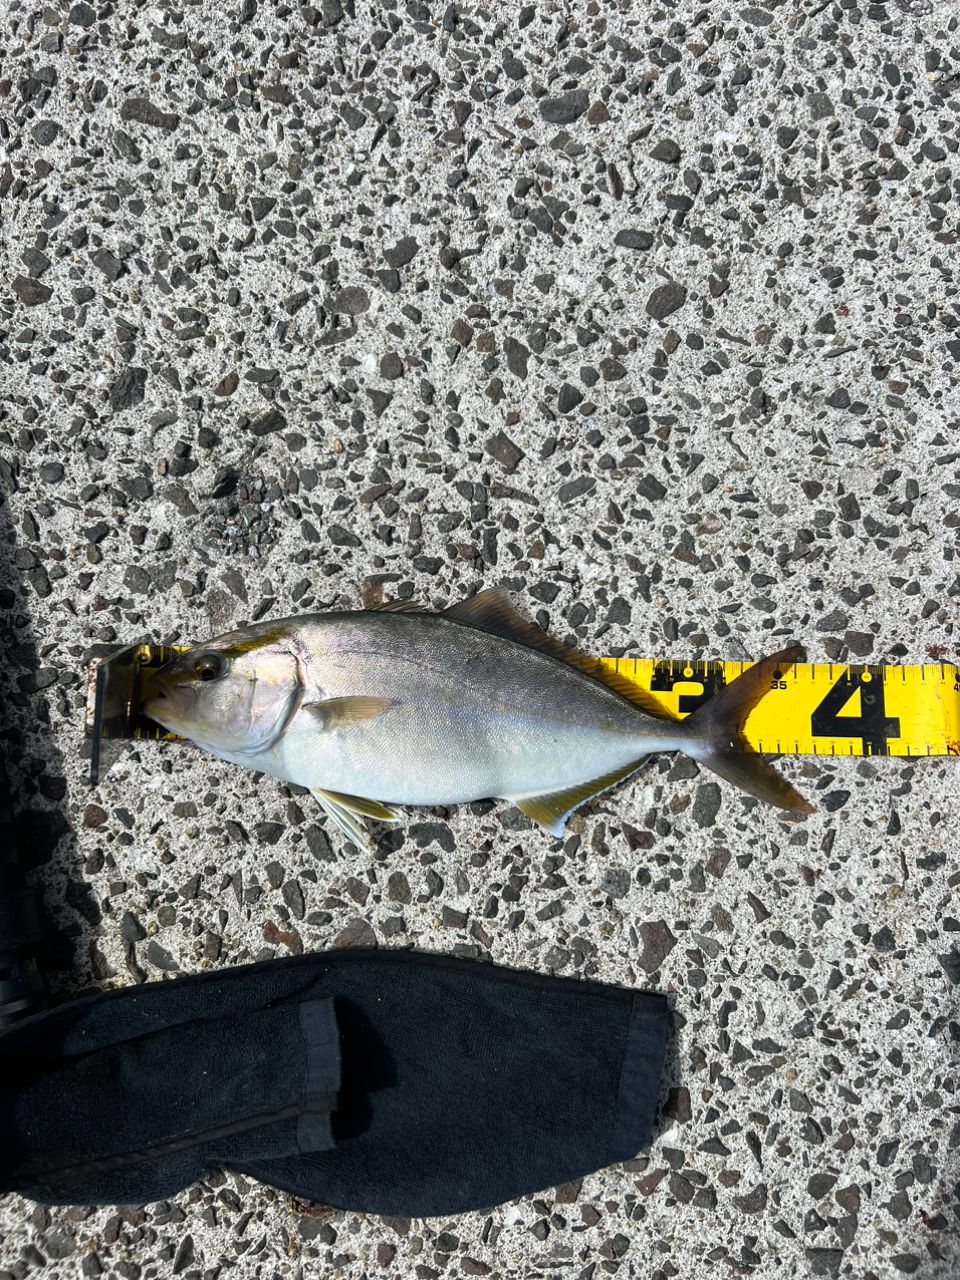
[678,644,814,814]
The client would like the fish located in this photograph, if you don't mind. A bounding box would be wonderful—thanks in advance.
[143,587,814,849]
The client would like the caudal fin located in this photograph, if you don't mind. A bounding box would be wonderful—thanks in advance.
[681,645,814,815]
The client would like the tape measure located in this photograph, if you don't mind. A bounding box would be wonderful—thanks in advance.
[84,644,960,789]
[602,657,960,759]
[85,642,187,787]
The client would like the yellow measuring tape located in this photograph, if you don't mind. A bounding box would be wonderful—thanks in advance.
[601,657,960,759]
[87,645,960,763]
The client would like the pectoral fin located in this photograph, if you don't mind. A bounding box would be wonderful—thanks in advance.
[306,696,395,729]
[512,760,644,839]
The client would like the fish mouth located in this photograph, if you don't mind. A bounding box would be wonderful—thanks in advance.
[141,671,193,728]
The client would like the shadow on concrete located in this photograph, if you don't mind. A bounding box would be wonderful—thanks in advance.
[0,470,76,1020]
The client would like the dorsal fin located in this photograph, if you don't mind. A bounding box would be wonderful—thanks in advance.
[374,599,428,613]
[445,588,677,722]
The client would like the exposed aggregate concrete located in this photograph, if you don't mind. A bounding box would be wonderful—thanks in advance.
[1,1,959,1277]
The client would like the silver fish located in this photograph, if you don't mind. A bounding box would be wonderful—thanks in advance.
[143,588,813,847]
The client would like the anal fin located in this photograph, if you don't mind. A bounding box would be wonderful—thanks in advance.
[513,760,643,839]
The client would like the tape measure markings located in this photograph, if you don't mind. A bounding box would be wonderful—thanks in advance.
[602,657,960,760]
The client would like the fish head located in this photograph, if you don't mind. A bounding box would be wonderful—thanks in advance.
[143,625,304,755]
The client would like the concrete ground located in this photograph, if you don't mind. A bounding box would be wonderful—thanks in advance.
[1,0,958,1277]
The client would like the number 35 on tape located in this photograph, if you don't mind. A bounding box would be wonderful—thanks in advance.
[602,657,960,759]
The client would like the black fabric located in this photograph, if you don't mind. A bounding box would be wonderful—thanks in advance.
[0,949,668,1216]
[0,992,339,1205]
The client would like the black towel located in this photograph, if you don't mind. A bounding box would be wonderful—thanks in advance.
[0,948,667,1216]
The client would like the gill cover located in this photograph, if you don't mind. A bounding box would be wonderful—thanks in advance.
[144,627,305,755]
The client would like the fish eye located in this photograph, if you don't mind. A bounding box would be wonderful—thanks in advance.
[192,651,226,682]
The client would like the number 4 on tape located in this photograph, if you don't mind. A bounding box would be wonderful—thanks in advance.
[603,657,960,760]
[808,670,900,756]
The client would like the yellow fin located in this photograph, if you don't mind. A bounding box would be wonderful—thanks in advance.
[307,696,395,728]
[311,789,371,851]
[446,588,677,722]
[315,789,401,822]
[513,760,643,839]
